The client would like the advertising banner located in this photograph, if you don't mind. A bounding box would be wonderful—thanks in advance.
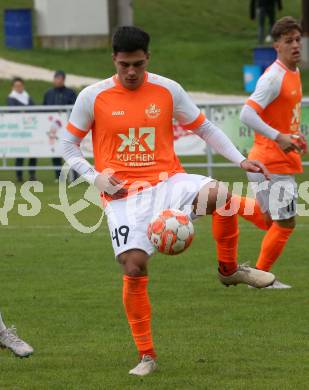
[0,111,68,157]
[1,106,308,158]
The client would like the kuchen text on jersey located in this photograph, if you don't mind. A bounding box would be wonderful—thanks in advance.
[117,127,155,167]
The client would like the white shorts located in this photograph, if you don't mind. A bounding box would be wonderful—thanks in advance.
[104,173,213,257]
[247,172,297,221]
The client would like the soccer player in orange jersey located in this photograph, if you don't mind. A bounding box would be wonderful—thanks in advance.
[61,26,275,375]
[239,16,306,288]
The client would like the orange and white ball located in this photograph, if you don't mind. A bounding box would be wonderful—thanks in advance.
[147,209,194,255]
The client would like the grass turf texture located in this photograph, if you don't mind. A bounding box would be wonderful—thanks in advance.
[1,0,309,99]
[0,164,308,389]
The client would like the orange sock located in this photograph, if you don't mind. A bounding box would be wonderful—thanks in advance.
[232,195,270,231]
[123,275,156,359]
[256,223,294,271]
[212,200,238,276]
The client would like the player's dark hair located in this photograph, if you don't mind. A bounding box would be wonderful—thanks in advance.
[271,16,302,41]
[112,26,150,54]
[12,77,24,85]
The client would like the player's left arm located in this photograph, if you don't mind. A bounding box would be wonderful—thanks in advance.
[240,104,303,153]
[172,82,270,178]
[195,119,270,178]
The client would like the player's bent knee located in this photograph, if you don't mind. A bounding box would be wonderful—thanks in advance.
[118,249,149,276]
[276,217,296,229]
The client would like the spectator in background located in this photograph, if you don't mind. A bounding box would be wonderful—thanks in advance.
[250,0,282,44]
[7,77,37,182]
[43,70,77,181]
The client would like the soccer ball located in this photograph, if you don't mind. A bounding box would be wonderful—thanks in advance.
[147,209,194,255]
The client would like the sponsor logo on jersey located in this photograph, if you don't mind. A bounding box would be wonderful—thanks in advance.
[145,104,161,119]
[112,111,125,116]
[118,127,155,152]
[117,127,156,167]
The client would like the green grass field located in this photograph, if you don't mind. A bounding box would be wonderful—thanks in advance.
[0,0,308,388]
[0,166,308,389]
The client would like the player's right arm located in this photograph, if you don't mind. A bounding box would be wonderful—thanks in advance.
[61,88,127,198]
[240,72,301,153]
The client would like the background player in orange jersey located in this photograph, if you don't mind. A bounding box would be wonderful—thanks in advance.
[61,26,275,375]
[239,16,307,288]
